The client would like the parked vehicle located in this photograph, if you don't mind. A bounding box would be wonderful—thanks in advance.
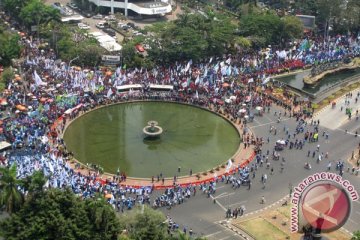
[96,21,107,29]
[66,2,78,10]
[103,28,116,37]
[78,23,90,30]
[92,14,103,19]
[82,11,93,18]
[135,44,145,52]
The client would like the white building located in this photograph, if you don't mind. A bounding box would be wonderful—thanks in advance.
[88,0,172,17]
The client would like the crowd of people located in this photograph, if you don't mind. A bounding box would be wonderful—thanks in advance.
[0,30,360,214]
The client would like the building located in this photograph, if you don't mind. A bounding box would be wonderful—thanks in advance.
[87,0,172,17]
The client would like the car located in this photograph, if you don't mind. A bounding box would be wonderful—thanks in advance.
[82,11,93,18]
[92,14,103,19]
[104,15,116,21]
[96,21,107,29]
[121,25,129,31]
[103,28,116,37]
[78,23,90,30]
[67,2,78,10]
[135,44,145,52]
[127,22,135,28]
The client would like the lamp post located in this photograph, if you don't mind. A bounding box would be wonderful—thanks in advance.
[69,56,79,68]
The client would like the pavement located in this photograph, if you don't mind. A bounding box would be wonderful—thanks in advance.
[155,103,360,239]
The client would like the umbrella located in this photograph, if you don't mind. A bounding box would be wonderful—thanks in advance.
[16,105,27,112]
[256,106,263,111]
[222,82,230,88]
[238,109,247,114]
[225,99,231,103]
[0,98,8,106]
[276,140,286,145]
[106,71,112,76]
[229,96,236,100]
[105,194,113,199]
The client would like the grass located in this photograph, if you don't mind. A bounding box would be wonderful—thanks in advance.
[238,217,289,240]
[234,203,352,240]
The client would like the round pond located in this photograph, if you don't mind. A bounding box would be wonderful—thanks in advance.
[63,101,241,178]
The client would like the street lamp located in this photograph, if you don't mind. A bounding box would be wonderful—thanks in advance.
[69,56,79,68]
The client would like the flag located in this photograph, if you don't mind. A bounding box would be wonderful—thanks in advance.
[195,75,200,85]
[33,70,47,86]
[225,159,233,173]
[106,88,113,98]
[184,59,192,72]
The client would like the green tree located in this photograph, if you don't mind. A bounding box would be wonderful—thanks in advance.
[282,15,304,41]
[0,31,22,67]
[21,170,46,195]
[2,0,32,19]
[0,188,93,240]
[119,205,168,240]
[19,0,61,36]
[239,13,283,47]
[84,195,121,240]
[352,230,360,240]
[0,164,24,214]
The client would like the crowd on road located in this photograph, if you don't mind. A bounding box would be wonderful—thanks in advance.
[0,31,360,216]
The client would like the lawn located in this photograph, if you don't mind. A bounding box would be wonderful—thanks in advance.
[238,217,289,240]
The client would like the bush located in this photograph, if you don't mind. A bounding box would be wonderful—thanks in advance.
[1,67,14,85]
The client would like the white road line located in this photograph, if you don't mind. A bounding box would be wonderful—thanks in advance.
[215,192,235,199]
[348,218,357,225]
[204,230,222,238]
[214,192,228,199]
[210,195,227,211]
[250,117,291,129]
[218,235,235,240]
[227,200,248,208]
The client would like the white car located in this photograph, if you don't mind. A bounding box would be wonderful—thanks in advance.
[92,14,103,19]
[78,23,90,30]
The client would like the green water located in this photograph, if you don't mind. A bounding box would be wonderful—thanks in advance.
[276,68,360,94]
[63,102,240,178]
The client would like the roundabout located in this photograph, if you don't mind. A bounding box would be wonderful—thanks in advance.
[63,101,241,178]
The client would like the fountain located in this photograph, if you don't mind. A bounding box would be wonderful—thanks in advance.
[143,121,163,138]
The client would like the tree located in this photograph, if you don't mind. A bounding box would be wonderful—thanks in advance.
[119,205,168,240]
[0,164,24,214]
[2,0,32,19]
[21,170,46,195]
[0,31,22,67]
[282,16,303,41]
[83,195,121,240]
[352,231,360,240]
[19,0,61,37]
[239,13,283,47]
[0,188,93,240]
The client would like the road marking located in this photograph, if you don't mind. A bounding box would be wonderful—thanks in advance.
[250,117,291,129]
[348,218,357,225]
[218,235,235,240]
[210,195,227,211]
[227,200,247,208]
[215,192,235,199]
[204,230,222,238]
[215,192,228,199]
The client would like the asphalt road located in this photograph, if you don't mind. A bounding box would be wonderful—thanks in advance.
[157,101,360,239]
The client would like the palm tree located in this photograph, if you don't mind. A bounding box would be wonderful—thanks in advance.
[0,164,24,214]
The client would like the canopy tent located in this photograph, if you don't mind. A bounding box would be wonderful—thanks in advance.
[0,141,11,152]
